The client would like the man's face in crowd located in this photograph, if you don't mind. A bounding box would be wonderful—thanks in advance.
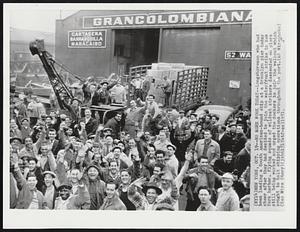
[102,83,108,90]
[49,130,57,140]
[245,141,251,152]
[44,174,54,187]
[156,153,165,163]
[117,143,125,152]
[199,158,208,169]
[119,131,126,139]
[221,178,233,190]
[66,128,73,136]
[146,189,158,204]
[113,148,121,159]
[50,111,56,118]
[120,171,131,185]
[70,169,80,183]
[41,145,49,155]
[94,153,102,161]
[167,147,175,158]
[109,161,118,174]
[45,117,52,125]
[105,136,113,145]
[211,116,218,124]
[73,141,83,151]
[153,166,161,176]
[90,84,96,92]
[198,189,211,204]
[161,177,171,190]
[167,110,172,118]
[115,114,122,122]
[106,183,116,199]
[224,154,233,163]
[11,139,21,150]
[128,139,135,148]
[59,188,71,200]
[87,167,99,180]
[27,176,37,190]
[65,117,71,125]
[144,131,151,140]
[21,119,29,127]
[177,133,185,142]
[147,146,155,158]
[159,131,167,141]
[242,199,250,211]
[218,125,224,133]
[190,114,197,121]
[179,112,184,118]
[203,131,212,140]
[147,96,154,103]
[205,116,211,123]
[85,109,92,118]
[230,125,236,133]
[28,160,37,171]
[130,100,136,108]
[72,100,79,107]
[10,119,18,129]
[236,125,243,134]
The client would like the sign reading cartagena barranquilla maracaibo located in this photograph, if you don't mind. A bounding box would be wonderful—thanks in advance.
[68,29,107,48]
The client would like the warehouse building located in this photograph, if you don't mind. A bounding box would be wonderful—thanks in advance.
[55,10,252,106]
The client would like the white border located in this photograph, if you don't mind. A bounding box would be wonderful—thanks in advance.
[3,3,297,229]
[67,29,107,49]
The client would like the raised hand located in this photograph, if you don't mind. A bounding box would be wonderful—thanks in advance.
[185,152,193,162]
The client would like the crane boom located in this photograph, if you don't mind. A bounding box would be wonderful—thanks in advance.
[29,39,81,118]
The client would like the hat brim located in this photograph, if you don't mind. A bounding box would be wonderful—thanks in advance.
[166,144,176,150]
[43,171,57,178]
[57,184,72,191]
[142,185,162,195]
[10,137,22,143]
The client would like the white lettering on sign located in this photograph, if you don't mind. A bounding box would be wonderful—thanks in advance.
[225,51,252,60]
[68,29,107,48]
[83,10,252,28]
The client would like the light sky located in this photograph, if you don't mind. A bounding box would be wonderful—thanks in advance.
[10,9,78,32]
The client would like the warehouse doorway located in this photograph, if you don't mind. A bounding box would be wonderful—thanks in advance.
[113,29,160,75]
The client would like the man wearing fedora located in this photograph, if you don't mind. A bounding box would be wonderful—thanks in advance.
[81,164,106,210]
[127,177,163,210]
[54,181,90,210]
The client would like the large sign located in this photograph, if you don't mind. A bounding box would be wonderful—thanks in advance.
[68,29,107,48]
[83,10,252,28]
[225,51,251,60]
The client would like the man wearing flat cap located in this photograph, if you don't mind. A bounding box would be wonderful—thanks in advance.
[41,171,58,209]
[215,172,240,211]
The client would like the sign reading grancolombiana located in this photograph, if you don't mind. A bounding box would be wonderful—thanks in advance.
[68,29,107,48]
[83,10,252,28]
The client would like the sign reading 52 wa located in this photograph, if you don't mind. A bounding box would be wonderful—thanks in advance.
[225,51,251,60]
[68,29,107,48]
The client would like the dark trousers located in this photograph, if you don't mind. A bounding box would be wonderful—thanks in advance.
[134,89,143,100]
[185,196,201,211]
[30,117,38,128]
[165,92,171,107]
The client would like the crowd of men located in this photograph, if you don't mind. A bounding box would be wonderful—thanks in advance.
[10,73,251,211]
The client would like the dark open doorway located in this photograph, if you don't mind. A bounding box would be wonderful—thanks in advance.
[114,29,160,74]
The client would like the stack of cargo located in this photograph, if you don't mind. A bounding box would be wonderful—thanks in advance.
[146,62,201,105]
